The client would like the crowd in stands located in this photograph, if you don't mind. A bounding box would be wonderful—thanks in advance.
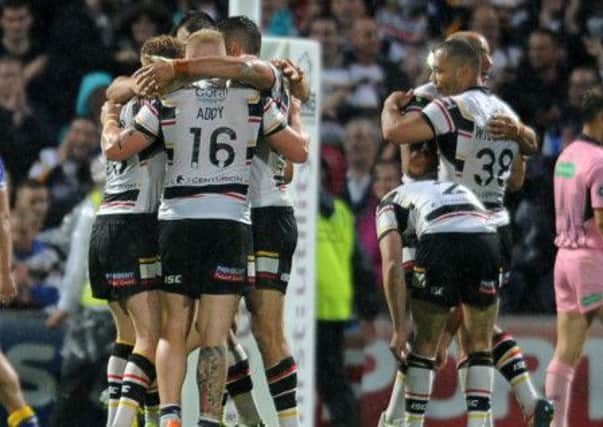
[2,0,603,318]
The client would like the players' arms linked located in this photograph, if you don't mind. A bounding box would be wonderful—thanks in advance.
[106,75,138,104]
[487,114,538,155]
[381,90,435,145]
[100,101,155,161]
[266,97,309,163]
[507,154,527,192]
[135,55,276,96]
[271,58,311,103]
[379,228,407,362]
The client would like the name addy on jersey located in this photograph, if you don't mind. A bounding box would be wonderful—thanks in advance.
[197,106,224,120]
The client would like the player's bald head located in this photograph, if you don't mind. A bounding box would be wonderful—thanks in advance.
[185,29,226,58]
[435,38,480,71]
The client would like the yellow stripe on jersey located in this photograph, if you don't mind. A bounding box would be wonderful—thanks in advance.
[256,250,279,258]
[139,257,158,264]
[247,94,261,104]
[264,117,286,135]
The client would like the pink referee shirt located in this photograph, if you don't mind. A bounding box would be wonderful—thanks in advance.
[554,134,603,249]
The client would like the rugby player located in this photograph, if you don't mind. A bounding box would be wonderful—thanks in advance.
[546,88,603,427]
[377,140,502,427]
[93,35,184,427]
[0,156,39,427]
[101,29,307,427]
[381,38,554,427]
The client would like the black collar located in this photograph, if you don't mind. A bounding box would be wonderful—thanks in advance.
[577,133,603,146]
[466,86,489,94]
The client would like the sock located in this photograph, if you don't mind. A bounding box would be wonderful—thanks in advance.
[404,353,436,427]
[465,351,494,427]
[456,356,469,394]
[545,358,575,427]
[226,358,261,424]
[160,405,181,427]
[114,352,156,427]
[107,342,133,426]
[7,406,38,427]
[197,416,220,426]
[145,380,160,427]
[384,362,407,422]
[492,331,539,417]
[266,357,300,427]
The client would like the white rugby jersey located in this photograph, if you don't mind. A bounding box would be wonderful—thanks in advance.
[134,79,287,223]
[98,98,166,216]
[376,180,495,241]
[249,64,293,208]
[421,87,520,227]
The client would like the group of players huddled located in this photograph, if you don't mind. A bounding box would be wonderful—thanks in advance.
[92,10,309,427]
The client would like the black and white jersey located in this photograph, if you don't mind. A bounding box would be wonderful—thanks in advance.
[249,64,293,208]
[134,79,287,224]
[376,180,495,241]
[421,86,520,227]
[98,98,166,216]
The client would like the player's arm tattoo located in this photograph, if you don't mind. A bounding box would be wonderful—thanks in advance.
[197,346,227,418]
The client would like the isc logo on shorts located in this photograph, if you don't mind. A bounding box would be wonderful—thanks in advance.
[164,274,183,284]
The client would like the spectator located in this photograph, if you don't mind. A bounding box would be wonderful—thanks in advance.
[30,117,98,227]
[500,28,567,137]
[470,4,522,90]
[13,179,49,226]
[559,66,602,146]
[343,16,406,118]
[113,2,171,75]
[329,0,366,39]
[10,210,60,309]
[316,159,377,427]
[343,118,379,212]
[0,0,47,94]
[0,56,52,185]
[308,14,350,143]
[264,0,297,36]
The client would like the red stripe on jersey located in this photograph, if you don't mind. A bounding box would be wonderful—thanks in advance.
[433,99,454,133]
[263,98,273,111]
[144,100,159,117]
[433,211,490,223]
[248,117,261,123]
[224,192,247,201]
[458,130,472,138]
[101,201,136,207]
[161,120,176,126]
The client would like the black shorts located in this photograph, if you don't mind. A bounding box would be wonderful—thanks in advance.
[159,219,251,297]
[497,224,512,285]
[410,233,502,308]
[251,206,297,293]
[89,214,160,301]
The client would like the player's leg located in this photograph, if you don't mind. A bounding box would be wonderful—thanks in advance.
[248,206,299,427]
[405,298,451,427]
[108,301,136,427]
[156,292,194,427]
[459,232,503,427]
[545,311,591,427]
[113,290,162,427]
[225,330,262,426]
[195,220,250,427]
[0,352,39,427]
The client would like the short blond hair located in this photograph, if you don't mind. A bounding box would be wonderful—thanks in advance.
[187,29,224,45]
[140,35,185,63]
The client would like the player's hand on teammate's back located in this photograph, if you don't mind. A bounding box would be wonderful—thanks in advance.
[384,90,414,112]
[487,114,519,140]
[389,329,407,363]
[272,58,310,102]
[135,60,174,97]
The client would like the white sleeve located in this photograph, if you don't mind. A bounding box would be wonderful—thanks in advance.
[262,97,288,137]
[133,100,161,138]
[422,97,457,135]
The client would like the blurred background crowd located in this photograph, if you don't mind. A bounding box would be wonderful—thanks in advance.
[2,0,603,323]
